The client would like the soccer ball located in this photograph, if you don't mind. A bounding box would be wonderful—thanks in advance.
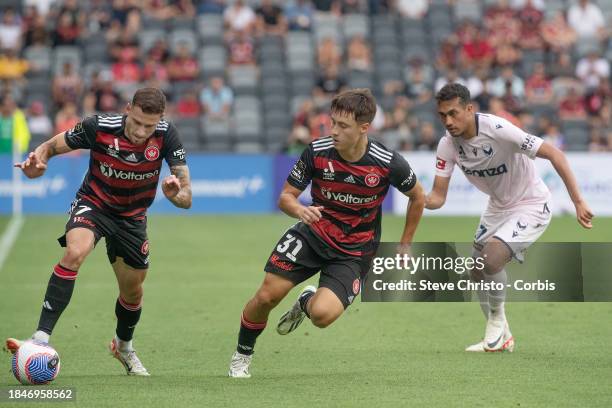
[11,340,61,385]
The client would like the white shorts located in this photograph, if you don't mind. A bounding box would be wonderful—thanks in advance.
[473,201,552,262]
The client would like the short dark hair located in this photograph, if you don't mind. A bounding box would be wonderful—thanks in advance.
[330,88,377,124]
[435,83,471,106]
[132,87,166,114]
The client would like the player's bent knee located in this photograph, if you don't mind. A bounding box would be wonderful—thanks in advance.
[253,289,282,311]
[309,305,341,329]
[61,244,91,269]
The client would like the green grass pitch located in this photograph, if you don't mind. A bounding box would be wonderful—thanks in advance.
[1,215,611,407]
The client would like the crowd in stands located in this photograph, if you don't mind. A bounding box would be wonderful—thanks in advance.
[0,0,610,154]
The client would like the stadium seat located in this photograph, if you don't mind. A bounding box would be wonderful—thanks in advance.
[453,0,482,22]
[24,46,52,73]
[234,142,264,153]
[139,29,166,53]
[228,66,259,94]
[200,46,227,75]
[53,46,82,75]
[342,14,369,39]
[234,96,261,112]
[202,117,231,142]
[169,29,199,55]
[84,42,109,64]
[197,14,224,42]
[203,140,233,152]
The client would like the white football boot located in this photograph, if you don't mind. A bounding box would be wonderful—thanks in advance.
[465,324,514,352]
[277,285,316,335]
[228,351,253,378]
[109,338,150,376]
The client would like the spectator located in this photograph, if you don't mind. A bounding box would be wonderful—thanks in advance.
[540,11,576,55]
[95,73,121,112]
[148,38,170,64]
[167,43,200,81]
[436,37,459,72]
[0,8,23,51]
[484,0,520,46]
[200,76,233,119]
[52,62,83,107]
[567,0,605,40]
[575,49,610,90]
[494,38,522,67]
[584,79,611,118]
[517,0,543,49]
[285,0,314,31]
[224,0,256,35]
[112,49,142,84]
[312,0,341,15]
[548,51,575,79]
[109,29,140,63]
[541,121,565,150]
[256,0,287,36]
[27,101,53,136]
[0,49,29,81]
[489,97,521,126]
[341,0,366,14]
[396,0,428,19]
[466,68,488,99]
[459,25,495,71]
[559,87,587,120]
[54,102,80,135]
[175,90,201,118]
[53,11,82,46]
[509,0,544,10]
[309,106,332,140]
[23,9,48,47]
[525,62,553,105]
[488,66,525,100]
[286,124,310,155]
[315,65,347,96]
[0,93,30,154]
[434,69,466,93]
[405,68,433,104]
[293,99,315,128]
[24,0,54,17]
[228,30,256,65]
[404,57,434,88]
[416,122,437,151]
[346,35,372,72]
[317,37,342,71]
[588,126,608,151]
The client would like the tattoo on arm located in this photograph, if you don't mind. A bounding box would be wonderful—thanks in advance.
[169,165,192,209]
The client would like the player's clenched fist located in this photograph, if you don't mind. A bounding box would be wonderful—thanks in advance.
[297,205,324,225]
[14,151,48,179]
[161,175,181,199]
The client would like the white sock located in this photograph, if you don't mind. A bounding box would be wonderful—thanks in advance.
[115,336,133,352]
[32,330,50,343]
[471,250,489,319]
[485,268,507,320]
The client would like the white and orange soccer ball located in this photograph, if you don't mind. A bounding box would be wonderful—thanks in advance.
[11,340,61,385]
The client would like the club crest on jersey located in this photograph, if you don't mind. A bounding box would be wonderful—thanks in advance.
[145,145,160,161]
[352,279,360,295]
[141,240,149,255]
[482,144,493,156]
[365,173,380,187]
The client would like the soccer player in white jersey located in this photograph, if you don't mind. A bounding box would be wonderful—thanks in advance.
[425,83,593,352]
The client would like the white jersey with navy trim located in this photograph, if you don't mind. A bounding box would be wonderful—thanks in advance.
[435,113,551,210]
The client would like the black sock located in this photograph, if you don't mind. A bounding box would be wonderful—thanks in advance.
[115,297,142,342]
[37,264,77,335]
[298,291,315,318]
[237,313,266,355]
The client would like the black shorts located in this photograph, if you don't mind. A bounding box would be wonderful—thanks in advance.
[58,198,150,269]
[264,223,373,308]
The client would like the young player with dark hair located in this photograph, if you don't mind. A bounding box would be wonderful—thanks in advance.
[229,88,426,377]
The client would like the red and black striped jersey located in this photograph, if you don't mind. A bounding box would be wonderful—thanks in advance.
[64,114,186,219]
[287,136,417,256]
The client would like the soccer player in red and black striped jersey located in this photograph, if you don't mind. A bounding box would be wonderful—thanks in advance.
[7,88,192,376]
[229,88,425,378]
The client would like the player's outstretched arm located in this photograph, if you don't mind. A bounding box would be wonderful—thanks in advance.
[163,165,192,209]
[399,180,425,245]
[425,176,451,210]
[536,141,593,229]
[13,132,74,179]
[278,182,323,225]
